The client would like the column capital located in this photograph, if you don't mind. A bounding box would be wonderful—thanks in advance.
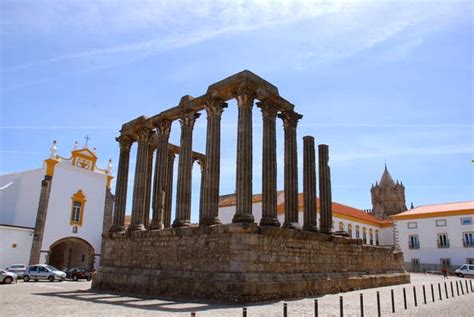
[257,100,280,118]
[235,87,256,110]
[279,110,303,129]
[136,127,153,144]
[204,98,228,117]
[179,111,201,128]
[156,119,172,135]
[116,135,133,151]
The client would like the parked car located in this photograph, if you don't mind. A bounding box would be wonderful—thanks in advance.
[65,268,93,281]
[455,264,474,277]
[23,265,66,282]
[6,264,26,278]
[0,269,17,284]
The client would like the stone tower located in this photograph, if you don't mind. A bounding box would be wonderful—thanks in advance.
[371,165,407,219]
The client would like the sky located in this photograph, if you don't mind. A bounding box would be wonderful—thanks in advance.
[1,0,473,223]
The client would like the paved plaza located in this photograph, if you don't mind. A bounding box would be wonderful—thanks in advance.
[1,273,473,316]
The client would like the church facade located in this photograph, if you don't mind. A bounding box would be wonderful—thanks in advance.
[0,141,113,270]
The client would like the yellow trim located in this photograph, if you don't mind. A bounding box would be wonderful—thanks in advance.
[106,176,113,189]
[71,149,97,171]
[391,209,474,220]
[45,159,58,176]
[70,190,86,227]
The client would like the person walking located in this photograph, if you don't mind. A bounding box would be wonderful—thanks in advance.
[441,267,448,279]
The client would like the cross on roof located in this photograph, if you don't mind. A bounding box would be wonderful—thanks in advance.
[84,135,91,146]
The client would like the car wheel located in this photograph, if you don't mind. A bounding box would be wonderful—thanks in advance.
[23,275,30,282]
[4,276,13,284]
[48,276,54,282]
[73,275,78,281]
[459,273,464,278]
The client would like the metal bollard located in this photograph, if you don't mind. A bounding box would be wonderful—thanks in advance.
[451,281,454,297]
[438,283,442,300]
[360,293,364,317]
[431,284,435,302]
[283,302,287,317]
[423,285,427,304]
[376,291,381,317]
[460,281,465,295]
[403,287,407,309]
[413,286,417,307]
[340,296,343,317]
[314,299,318,317]
[445,282,449,299]
[242,307,247,317]
[391,289,395,313]
[471,280,473,292]
[466,280,470,294]
[456,280,460,296]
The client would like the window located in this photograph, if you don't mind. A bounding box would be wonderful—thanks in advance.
[375,230,379,246]
[467,258,474,265]
[348,224,353,238]
[70,190,86,226]
[463,232,474,247]
[409,235,420,249]
[437,233,449,248]
[339,222,344,231]
[440,258,451,269]
[461,217,472,226]
[407,222,417,229]
[369,229,374,245]
[356,226,360,239]
[362,227,367,244]
[436,219,447,227]
[411,259,420,272]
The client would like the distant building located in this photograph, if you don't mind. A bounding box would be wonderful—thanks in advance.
[0,141,114,270]
[371,164,407,220]
[392,201,474,271]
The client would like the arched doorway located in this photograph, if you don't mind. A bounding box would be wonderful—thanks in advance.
[48,237,95,270]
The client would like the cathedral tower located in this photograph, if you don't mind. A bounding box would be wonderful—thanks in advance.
[371,165,407,220]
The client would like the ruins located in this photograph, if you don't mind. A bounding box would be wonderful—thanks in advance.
[93,70,409,302]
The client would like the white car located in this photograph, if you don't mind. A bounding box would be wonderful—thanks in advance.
[455,264,474,277]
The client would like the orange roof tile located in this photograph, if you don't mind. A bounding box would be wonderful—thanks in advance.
[391,201,474,220]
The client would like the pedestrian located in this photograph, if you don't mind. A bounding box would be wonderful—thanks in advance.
[441,267,448,279]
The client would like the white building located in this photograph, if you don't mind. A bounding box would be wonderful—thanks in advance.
[392,201,474,271]
[219,191,395,246]
[0,141,114,270]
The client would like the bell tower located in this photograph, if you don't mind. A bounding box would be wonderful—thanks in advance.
[371,164,407,219]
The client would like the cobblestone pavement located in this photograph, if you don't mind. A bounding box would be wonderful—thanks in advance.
[1,274,473,316]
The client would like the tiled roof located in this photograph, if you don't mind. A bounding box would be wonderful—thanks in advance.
[391,201,474,220]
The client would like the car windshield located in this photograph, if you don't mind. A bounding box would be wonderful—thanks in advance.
[11,265,24,269]
[45,265,59,271]
[461,265,467,270]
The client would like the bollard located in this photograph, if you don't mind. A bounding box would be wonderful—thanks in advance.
[191,313,196,317]
[413,286,417,307]
[423,285,427,304]
[431,284,435,302]
[456,280,460,296]
[340,296,343,317]
[466,280,470,294]
[471,280,473,292]
[438,283,442,301]
[314,299,318,317]
[451,281,454,297]
[445,282,449,299]
[460,281,465,295]
[242,307,247,317]
[403,287,407,310]
[283,302,288,317]
[391,289,395,313]
[360,293,364,317]
[376,291,381,317]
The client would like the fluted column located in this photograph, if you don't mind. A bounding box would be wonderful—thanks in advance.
[279,110,303,229]
[257,101,280,227]
[130,128,152,231]
[303,136,318,231]
[150,120,172,230]
[143,131,155,227]
[232,89,255,223]
[197,159,206,224]
[173,111,200,227]
[109,136,132,233]
[163,152,176,228]
[319,144,332,234]
[201,98,227,225]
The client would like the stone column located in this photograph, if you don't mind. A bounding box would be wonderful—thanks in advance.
[279,110,302,229]
[163,152,175,228]
[303,136,318,231]
[130,128,152,231]
[150,120,172,230]
[197,159,206,224]
[201,98,227,225]
[319,144,332,234]
[143,132,155,227]
[232,89,255,223]
[109,136,132,233]
[173,111,200,227]
[257,100,280,227]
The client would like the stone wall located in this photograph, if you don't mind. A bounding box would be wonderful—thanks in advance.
[93,223,409,303]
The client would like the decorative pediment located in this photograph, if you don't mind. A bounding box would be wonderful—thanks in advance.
[72,148,97,171]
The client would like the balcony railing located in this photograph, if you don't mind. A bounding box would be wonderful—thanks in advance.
[437,240,450,248]
[463,240,474,248]
[408,241,420,249]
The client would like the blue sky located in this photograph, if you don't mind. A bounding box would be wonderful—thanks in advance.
[1,0,473,222]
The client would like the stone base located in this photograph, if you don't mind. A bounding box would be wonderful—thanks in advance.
[93,223,409,303]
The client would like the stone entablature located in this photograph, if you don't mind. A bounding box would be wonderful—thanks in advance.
[94,223,409,303]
